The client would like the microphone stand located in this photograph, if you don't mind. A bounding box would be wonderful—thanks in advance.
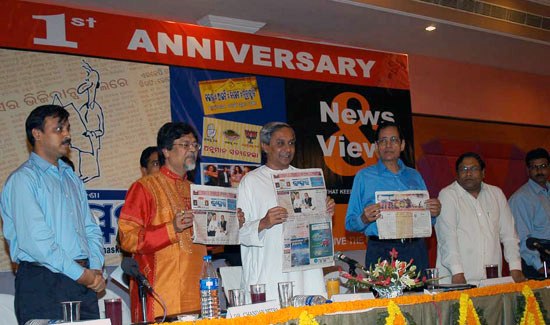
[539,248,549,279]
[138,283,148,322]
[347,262,358,277]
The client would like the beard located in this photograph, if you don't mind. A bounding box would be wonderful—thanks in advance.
[184,155,197,171]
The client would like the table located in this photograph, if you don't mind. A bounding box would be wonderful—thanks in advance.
[158,280,550,324]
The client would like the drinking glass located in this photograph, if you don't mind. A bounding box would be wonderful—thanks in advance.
[104,298,122,325]
[485,264,498,279]
[424,268,439,290]
[250,284,266,303]
[228,289,246,307]
[277,282,293,308]
[61,301,81,322]
[326,278,340,299]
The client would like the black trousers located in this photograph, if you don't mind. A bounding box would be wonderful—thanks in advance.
[15,262,99,325]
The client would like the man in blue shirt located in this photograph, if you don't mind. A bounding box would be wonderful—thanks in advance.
[345,121,441,273]
[509,148,550,279]
[1,105,105,324]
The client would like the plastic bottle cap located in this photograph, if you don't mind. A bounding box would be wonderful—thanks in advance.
[203,255,212,261]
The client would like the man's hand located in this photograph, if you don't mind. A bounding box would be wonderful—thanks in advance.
[259,206,288,232]
[425,198,441,217]
[451,273,467,284]
[325,196,335,217]
[511,269,526,283]
[361,203,381,224]
[237,208,246,228]
[77,268,106,292]
[173,210,193,233]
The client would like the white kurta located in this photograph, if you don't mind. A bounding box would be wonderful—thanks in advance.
[238,165,327,303]
[435,181,521,284]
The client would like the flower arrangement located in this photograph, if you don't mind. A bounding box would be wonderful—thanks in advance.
[339,248,422,297]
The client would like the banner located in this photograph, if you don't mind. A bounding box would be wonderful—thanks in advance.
[0,1,409,89]
[0,49,170,270]
[0,1,412,269]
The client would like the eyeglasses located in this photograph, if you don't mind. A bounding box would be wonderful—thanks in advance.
[376,136,401,146]
[529,163,548,171]
[172,142,202,151]
[458,166,481,173]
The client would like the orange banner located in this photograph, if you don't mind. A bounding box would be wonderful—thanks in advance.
[0,1,409,89]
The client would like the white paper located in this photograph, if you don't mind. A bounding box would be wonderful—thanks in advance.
[375,190,432,239]
[225,300,280,318]
[272,168,335,272]
[191,184,239,245]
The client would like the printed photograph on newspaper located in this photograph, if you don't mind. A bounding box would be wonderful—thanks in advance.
[375,190,432,239]
[191,184,239,245]
[271,168,334,272]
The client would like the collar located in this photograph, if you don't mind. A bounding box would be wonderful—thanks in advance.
[263,165,295,174]
[376,158,405,175]
[527,178,549,194]
[30,152,67,173]
[160,165,188,181]
[453,180,486,198]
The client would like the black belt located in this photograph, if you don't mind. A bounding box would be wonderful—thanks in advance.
[368,236,421,244]
[29,258,89,268]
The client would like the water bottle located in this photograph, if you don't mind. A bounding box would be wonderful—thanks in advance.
[290,295,329,306]
[200,255,220,319]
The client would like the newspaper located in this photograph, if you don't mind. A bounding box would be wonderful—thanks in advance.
[375,190,432,239]
[191,184,239,245]
[272,168,334,272]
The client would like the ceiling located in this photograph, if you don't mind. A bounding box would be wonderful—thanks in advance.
[32,0,550,76]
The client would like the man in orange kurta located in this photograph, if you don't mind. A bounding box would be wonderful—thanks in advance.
[119,122,206,322]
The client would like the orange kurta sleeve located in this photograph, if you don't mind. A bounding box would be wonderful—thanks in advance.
[118,180,177,254]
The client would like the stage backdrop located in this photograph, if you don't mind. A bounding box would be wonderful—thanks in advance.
[0,1,412,270]
[414,114,550,269]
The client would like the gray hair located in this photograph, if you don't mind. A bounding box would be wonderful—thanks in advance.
[260,122,293,145]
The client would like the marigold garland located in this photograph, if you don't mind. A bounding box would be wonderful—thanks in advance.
[458,293,481,325]
[519,285,545,325]
[385,301,407,325]
[156,279,550,325]
[434,279,550,302]
[298,310,320,325]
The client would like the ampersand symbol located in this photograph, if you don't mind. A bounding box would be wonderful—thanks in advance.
[323,92,377,176]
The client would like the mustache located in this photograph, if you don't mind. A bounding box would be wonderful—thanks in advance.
[62,138,72,145]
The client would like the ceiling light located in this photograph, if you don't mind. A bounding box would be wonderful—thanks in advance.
[425,25,436,32]
[197,15,266,34]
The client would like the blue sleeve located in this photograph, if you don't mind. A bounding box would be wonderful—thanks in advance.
[509,194,542,270]
[345,170,373,234]
[78,179,105,270]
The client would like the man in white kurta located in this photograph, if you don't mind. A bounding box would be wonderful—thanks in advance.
[238,122,334,303]
[435,152,524,284]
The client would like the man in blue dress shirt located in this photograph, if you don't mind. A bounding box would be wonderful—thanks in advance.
[509,148,550,279]
[1,105,105,324]
[345,121,441,273]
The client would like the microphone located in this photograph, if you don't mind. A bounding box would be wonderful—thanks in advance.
[334,251,368,273]
[526,237,550,256]
[121,257,153,292]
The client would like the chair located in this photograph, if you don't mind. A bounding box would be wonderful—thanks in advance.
[0,294,17,325]
[218,266,242,301]
[98,288,131,325]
